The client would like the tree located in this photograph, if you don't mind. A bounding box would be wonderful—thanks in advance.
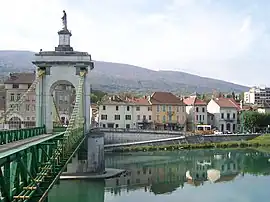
[232,91,236,99]
[242,111,270,132]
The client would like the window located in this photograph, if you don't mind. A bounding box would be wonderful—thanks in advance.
[196,107,199,112]
[102,124,106,128]
[221,113,224,119]
[115,124,119,128]
[116,106,119,111]
[137,115,140,120]
[136,106,140,111]
[149,115,152,120]
[227,113,230,120]
[177,106,179,112]
[221,124,224,131]
[126,124,130,129]
[10,93,14,101]
[26,104,30,111]
[125,115,131,120]
[202,107,205,112]
[32,105,35,111]
[156,115,160,121]
[102,105,106,110]
[199,115,201,121]
[32,117,35,121]
[148,106,152,111]
[101,114,107,120]
[157,105,160,112]
[17,94,21,101]
[177,116,179,122]
[162,105,166,112]
[12,84,19,89]
[202,115,204,121]
[168,106,172,111]
[169,115,172,121]
[162,115,166,122]
[143,115,146,120]
[27,117,30,120]
[233,124,236,131]
[115,115,120,120]
[233,113,236,119]
[196,115,198,121]
[127,106,130,111]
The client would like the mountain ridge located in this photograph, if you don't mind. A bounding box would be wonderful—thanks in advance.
[0,50,249,93]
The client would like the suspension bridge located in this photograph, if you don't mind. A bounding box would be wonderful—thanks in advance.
[0,11,93,202]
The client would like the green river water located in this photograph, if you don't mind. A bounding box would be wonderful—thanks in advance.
[49,149,270,202]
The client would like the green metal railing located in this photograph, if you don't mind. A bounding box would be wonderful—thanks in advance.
[0,126,46,145]
[0,71,87,202]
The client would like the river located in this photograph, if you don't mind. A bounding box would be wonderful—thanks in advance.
[49,149,270,202]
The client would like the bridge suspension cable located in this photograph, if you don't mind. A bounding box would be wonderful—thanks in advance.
[51,93,63,126]
[62,70,86,155]
[0,70,45,124]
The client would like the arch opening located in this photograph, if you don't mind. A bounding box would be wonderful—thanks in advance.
[50,80,76,126]
[8,116,22,129]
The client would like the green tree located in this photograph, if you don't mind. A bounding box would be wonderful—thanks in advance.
[232,91,236,99]
[242,111,270,132]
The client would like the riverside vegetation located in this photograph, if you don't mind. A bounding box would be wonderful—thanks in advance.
[113,134,270,153]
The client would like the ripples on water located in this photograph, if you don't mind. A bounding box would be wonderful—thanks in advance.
[49,149,270,202]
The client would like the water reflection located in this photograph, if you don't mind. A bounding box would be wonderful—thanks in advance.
[104,149,270,196]
[49,149,270,202]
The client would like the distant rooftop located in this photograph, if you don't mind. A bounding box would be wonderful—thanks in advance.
[4,72,35,84]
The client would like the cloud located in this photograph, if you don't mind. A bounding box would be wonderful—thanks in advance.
[0,0,270,86]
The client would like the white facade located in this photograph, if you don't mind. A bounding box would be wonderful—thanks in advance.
[186,105,207,126]
[207,100,238,133]
[98,103,152,129]
[244,86,270,105]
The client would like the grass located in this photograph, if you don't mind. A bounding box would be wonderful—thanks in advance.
[113,134,270,153]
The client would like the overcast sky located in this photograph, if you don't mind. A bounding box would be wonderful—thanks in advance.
[1,0,270,87]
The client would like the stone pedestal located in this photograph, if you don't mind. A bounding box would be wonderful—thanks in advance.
[87,133,105,174]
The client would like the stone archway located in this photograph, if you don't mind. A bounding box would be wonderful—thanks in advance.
[35,67,91,133]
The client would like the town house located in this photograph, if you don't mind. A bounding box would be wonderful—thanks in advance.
[183,95,207,131]
[149,92,187,131]
[98,96,152,129]
[207,97,240,133]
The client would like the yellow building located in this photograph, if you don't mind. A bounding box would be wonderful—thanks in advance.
[149,92,187,131]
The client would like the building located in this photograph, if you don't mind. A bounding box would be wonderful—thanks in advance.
[98,95,152,129]
[4,73,36,129]
[244,86,270,105]
[2,73,76,129]
[207,97,240,132]
[183,95,207,131]
[53,84,76,124]
[149,92,187,131]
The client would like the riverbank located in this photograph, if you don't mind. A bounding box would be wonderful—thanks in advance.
[111,134,270,152]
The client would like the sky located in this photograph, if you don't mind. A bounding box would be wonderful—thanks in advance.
[0,0,270,87]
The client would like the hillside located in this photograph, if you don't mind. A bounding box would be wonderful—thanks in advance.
[0,50,249,93]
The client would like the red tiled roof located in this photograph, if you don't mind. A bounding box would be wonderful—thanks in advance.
[183,97,206,106]
[150,92,185,105]
[4,73,35,84]
[213,97,240,110]
[132,98,150,105]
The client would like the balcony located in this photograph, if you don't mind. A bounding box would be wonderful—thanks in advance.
[221,118,235,122]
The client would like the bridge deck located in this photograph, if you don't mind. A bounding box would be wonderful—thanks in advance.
[0,132,64,159]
